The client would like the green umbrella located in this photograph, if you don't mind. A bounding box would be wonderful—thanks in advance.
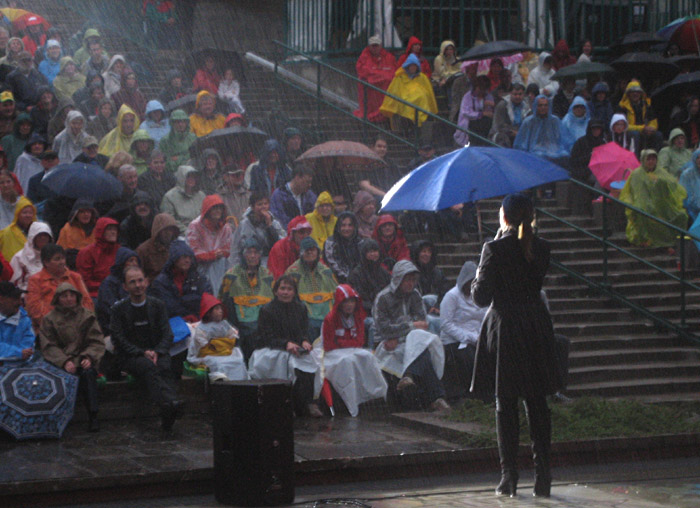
[552,61,615,80]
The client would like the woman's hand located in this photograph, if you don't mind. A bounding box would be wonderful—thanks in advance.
[286,341,300,356]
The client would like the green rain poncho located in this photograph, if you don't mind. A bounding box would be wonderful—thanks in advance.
[159,109,196,173]
[129,129,155,175]
[657,128,693,179]
[284,238,337,323]
[619,149,688,247]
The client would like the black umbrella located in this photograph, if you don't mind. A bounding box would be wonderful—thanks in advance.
[651,71,700,105]
[552,61,615,80]
[668,55,700,72]
[189,126,269,162]
[617,31,667,47]
[186,48,247,85]
[42,163,123,201]
[459,40,531,62]
[610,52,679,81]
[165,93,227,115]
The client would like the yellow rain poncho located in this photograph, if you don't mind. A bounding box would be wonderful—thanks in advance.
[189,91,226,137]
[380,54,437,127]
[98,104,141,157]
[619,149,688,247]
[0,196,36,262]
[305,191,337,248]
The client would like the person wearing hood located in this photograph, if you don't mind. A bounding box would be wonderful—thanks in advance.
[323,211,362,283]
[619,149,687,248]
[608,113,638,156]
[52,56,86,103]
[570,119,607,214]
[285,236,336,338]
[98,104,140,157]
[82,38,110,77]
[138,148,176,207]
[352,190,378,238]
[283,127,304,166]
[106,164,140,223]
[373,259,448,412]
[680,149,700,220]
[189,90,225,137]
[96,247,140,335]
[52,110,88,164]
[111,71,147,121]
[354,35,397,122]
[219,237,274,362]
[38,39,62,83]
[270,166,316,229]
[551,76,577,119]
[397,36,432,77]
[0,36,24,67]
[320,283,388,416]
[198,148,224,196]
[560,96,590,153]
[160,165,206,233]
[230,191,286,266]
[372,214,409,271]
[129,129,155,175]
[552,39,576,70]
[158,69,191,106]
[86,97,116,141]
[218,164,250,225]
[7,51,49,110]
[57,198,97,253]
[658,128,693,179]
[120,191,156,250]
[47,97,75,144]
[192,54,221,95]
[513,95,568,160]
[0,91,18,140]
[247,138,291,196]
[218,67,245,114]
[26,243,93,327]
[410,239,448,316]
[527,52,558,96]
[438,260,486,400]
[249,274,323,418]
[136,212,180,281]
[150,239,212,320]
[432,40,460,87]
[305,191,336,249]
[159,109,196,173]
[0,170,20,230]
[188,293,248,382]
[454,75,495,145]
[141,100,170,147]
[10,221,52,290]
[73,29,109,69]
[74,73,106,116]
[489,83,530,147]
[618,80,663,152]
[186,194,232,294]
[348,238,390,318]
[30,87,58,138]
[379,53,438,128]
[670,96,700,148]
[1,112,33,172]
[102,54,127,99]
[0,196,36,262]
[14,133,48,192]
[587,81,613,127]
[76,217,122,298]
[39,282,104,432]
[267,215,312,280]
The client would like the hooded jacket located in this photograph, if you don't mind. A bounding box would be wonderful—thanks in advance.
[185,194,232,263]
[513,94,568,159]
[489,92,532,145]
[353,42,397,121]
[53,56,86,103]
[159,109,196,173]
[323,211,362,283]
[588,81,613,127]
[284,240,337,322]
[380,54,438,127]
[159,69,192,105]
[0,196,36,262]
[96,247,140,334]
[527,52,558,95]
[248,139,292,195]
[57,198,97,250]
[47,97,76,144]
[658,127,693,179]
[439,261,484,346]
[322,284,366,352]
[10,221,52,290]
[0,112,33,172]
[0,304,34,359]
[76,217,122,297]
[141,100,170,147]
[608,113,637,155]
[560,96,591,152]
[111,71,147,121]
[192,62,221,95]
[432,40,460,84]
[25,262,93,324]
[397,36,432,77]
[618,80,658,132]
[552,39,576,70]
[73,29,108,69]
[39,282,105,369]
[103,54,127,98]
[352,190,378,238]
[98,103,141,157]
[119,190,156,250]
[160,165,206,233]
[680,149,700,220]
[86,97,117,141]
[129,129,155,175]
[372,259,426,343]
[270,177,317,230]
[199,148,223,196]
[6,60,49,111]
[305,191,337,248]
[230,205,287,264]
[136,212,180,281]
[14,133,47,192]
[150,240,213,318]
[267,215,312,279]
[30,86,58,136]
[53,110,88,164]
[371,214,409,270]
[0,36,24,67]
[570,119,606,182]
[347,238,391,315]
[410,239,448,305]
[189,91,226,137]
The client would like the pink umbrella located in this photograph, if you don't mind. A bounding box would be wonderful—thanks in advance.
[588,142,640,190]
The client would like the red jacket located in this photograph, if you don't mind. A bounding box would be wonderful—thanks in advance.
[322,284,366,352]
[396,36,432,78]
[0,251,12,281]
[354,46,397,121]
[267,215,311,279]
[192,68,220,95]
[372,214,409,267]
[76,217,121,297]
[552,40,576,70]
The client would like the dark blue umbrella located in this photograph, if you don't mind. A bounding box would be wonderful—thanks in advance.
[41,163,123,201]
[0,358,78,440]
[381,146,569,212]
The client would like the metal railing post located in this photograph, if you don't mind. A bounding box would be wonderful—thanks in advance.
[414,108,419,148]
[602,194,609,286]
[680,234,687,328]
[316,60,321,129]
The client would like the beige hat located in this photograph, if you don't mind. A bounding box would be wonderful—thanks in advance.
[368,35,382,46]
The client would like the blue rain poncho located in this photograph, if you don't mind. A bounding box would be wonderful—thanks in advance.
[560,96,590,153]
[679,149,700,220]
[513,95,568,159]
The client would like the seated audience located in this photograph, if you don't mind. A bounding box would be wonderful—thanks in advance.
[47,98,75,144]
[552,39,576,70]
[658,128,692,179]
[106,164,140,223]
[30,88,58,137]
[96,248,140,335]
[379,54,438,128]
[267,216,312,280]
[53,56,86,103]
[527,52,558,96]
[1,113,33,172]
[38,40,62,82]
[305,191,336,249]
[86,97,116,140]
[357,137,404,202]
[670,96,700,148]
[76,217,121,298]
[608,113,638,156]
[159,69,191,105]
[141,100,170,147]
[136,212,180,282]
[353,35,397,122]
[0,282,34,361]
[53,110,88,164]
[560,96,590,153]
[7,51,49,110]
[218,164,250,225]
[198,148,223,196]
[323,211,362,283]
[218,68,245,114]
[28,150,60,206]
[160,165,206,233]
[454,75,494,145]
[248,139,291,196]
[229,192,286,265]
[111,71,147,121]
[189,91,225,137]
[10,221,53,291]
[270,166,316,229]
[102,55,126,98]
[192,55,220,95]
[396,36,432,77]
[411,240,449,333]
[73,135,108,168]
[588,82,613,128]
[570,120,607,214]
[98,104,140,157]
[514,95,568,160]
[120,191,155,250]
[618,80,663,153]
[352,190,378,238]
[348,238,390,319]
[129,129,155,175]
[372,214,409,271]
[57,198,97,260]
[15,134,48,192]
[551,77,576,119]
[489,83,530,147]
[680,149,700,220]
[137,149,176,207]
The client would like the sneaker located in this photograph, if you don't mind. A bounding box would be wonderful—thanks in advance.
[430,397,451,413]
[307,403,323,418]
[396,376,415,391]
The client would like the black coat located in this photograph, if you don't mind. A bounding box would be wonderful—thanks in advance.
[257,298,309,350]
[110,296,173,361]
[470,231,561,399]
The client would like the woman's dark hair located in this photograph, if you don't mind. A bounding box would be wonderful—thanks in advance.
[526,83,540,97]
[0,169,17,202]
[501,193,535,262]
[249,191,269,208]
[273,274,298,295]
[41,243,65,265]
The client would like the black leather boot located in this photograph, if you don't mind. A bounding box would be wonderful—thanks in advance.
[526,398,552,497]
[495,408,519,497]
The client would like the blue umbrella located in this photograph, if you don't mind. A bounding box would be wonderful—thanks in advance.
[41,163,124,201]
[381,146,569,212]
[0,358,78,440]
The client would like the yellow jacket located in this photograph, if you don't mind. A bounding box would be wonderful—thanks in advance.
[0,196,36,262]
[98,104,141,156]
[618,80,658,132]
[190,91,226,137]
[305,191,337,248]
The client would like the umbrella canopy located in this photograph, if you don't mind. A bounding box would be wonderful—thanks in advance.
[189,125,269,162]
[186,48,247,85]
[651,71,700,107]
[551,61,615,80]
[617,31,667,48]
[295,140,386,171]
[610,52,679,81]
[658,15,700,54]
[42,162,124,201]
[381,146,568,212]
[667,54,700,72]
[13,12,50,32]
[588,142,640,191]
[0,359,78,440]
[0,7,34,22]
[458,40,531,62]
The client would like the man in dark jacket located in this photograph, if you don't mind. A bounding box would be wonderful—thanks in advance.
[73,135,109,168]
[270,166,316,229]
[7,51,49,111]
[110,265,182,431]
[119,191,155,250]
[248,138,291,196]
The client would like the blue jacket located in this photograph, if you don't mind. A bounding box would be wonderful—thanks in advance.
[149,240,212,318]
[38,57,61,84]
[270,183,316,229]
[141,100,170,147]
[0,308,36,359]
[249,139,292,195]
[96,247,139,334]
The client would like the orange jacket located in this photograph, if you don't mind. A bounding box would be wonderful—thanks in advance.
[26,268,93,324]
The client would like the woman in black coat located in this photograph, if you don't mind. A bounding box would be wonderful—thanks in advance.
[471,193,562,498]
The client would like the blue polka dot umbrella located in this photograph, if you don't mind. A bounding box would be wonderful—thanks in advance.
[0,358,78,440]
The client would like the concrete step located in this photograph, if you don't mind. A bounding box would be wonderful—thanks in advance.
[569,361,700,385]
[569,347,700,368]
[568,333,683,352]
[567,376,700,398]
